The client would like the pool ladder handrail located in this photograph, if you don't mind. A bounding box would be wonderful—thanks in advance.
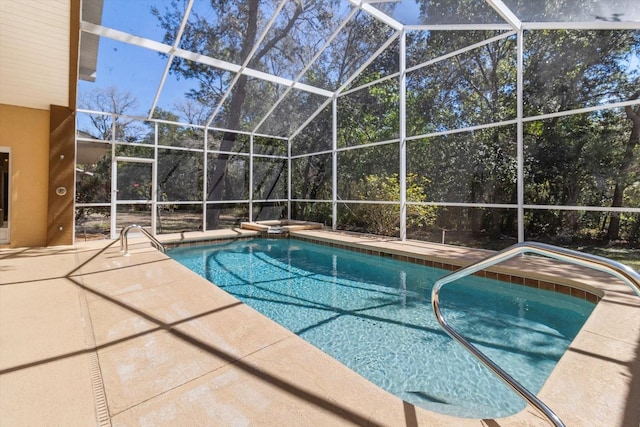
[431,241,640,427]
[119,224,166,256]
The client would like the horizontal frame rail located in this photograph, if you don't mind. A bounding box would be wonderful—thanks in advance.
[431,241,640,427]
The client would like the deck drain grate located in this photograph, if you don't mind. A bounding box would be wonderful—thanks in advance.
[89,352,111,427]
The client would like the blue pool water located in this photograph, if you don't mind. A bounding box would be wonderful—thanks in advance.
[169,238,595,419]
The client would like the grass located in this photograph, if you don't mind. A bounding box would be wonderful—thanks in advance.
[423,230,640,272]
[572,246,640,272]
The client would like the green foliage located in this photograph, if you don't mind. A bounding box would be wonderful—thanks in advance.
[77,7,640,248]
[403,28,639,244]
[338,79,400,147]
[75,153,111,223]
[343,173,436,236]
[292,202,333,225]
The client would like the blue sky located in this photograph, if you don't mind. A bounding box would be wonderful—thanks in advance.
[78,0,198,119]
[78,0,640,124]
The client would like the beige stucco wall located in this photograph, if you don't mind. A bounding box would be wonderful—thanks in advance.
[0,104,50,247]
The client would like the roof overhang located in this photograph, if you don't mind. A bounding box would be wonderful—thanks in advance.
[78,0,102,82]
[0,0,80,110]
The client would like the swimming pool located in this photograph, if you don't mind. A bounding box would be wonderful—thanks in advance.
[169,238,595,419]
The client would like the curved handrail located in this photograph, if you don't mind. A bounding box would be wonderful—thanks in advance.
[431,241,640,427]
[119,224,166,256]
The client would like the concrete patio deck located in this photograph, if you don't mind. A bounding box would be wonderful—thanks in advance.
[1,229,639,426]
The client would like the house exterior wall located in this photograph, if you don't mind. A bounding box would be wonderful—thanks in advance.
[0,104,50,247]
[47,105,75,246]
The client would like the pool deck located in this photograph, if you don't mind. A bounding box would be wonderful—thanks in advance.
[1,229,639,426]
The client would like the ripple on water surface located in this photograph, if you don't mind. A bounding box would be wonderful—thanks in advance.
[169,238,595,419]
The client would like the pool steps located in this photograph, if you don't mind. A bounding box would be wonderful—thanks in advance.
[240,220,323,234]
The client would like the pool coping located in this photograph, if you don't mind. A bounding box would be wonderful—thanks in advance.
[162,228,606,303]
[1,229,638,426]
[161,228,640,426]
[290,232,604,302]
[287,230,640,426]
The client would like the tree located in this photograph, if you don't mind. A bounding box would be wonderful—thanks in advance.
[404,21,639,244]
[148,1,639,245]
[76,86,144,226]
[342,173,436,236]
[608,90,640,240]
[155,1,314,227]
[406,30,518,239]
[524,30,639,241]
[78,86,142,140]
[153,108,204,202]
[154,0,395,228]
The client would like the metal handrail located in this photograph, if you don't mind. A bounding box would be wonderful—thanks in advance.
[431,241,640,427]
[119,224,166,256]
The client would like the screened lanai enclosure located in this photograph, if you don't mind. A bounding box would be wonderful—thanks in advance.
[75,0,640,249]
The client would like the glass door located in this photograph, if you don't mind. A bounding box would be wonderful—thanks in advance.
[112,158,154,238]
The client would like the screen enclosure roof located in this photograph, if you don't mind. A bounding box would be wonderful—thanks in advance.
[77,0,640,139]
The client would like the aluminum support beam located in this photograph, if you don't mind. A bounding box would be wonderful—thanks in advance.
[399,30,407,241]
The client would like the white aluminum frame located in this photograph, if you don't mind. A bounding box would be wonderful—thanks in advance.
[76,1,640,243]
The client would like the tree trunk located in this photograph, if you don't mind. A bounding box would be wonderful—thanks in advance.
[607,91,640,241]
[630,214,640,244]
[607,183,624,241]
[205,0,304,229]
[206,0,259,229]
[206,87,248,229]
